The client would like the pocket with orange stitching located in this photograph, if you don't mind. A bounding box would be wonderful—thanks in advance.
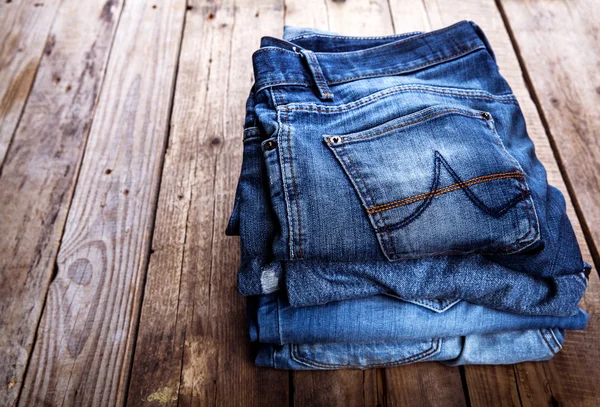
[323,105,540,261]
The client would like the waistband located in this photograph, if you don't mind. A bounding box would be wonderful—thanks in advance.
[252,20,489,98]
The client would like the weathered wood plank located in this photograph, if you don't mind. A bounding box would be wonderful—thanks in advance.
[497,0,600,265]
[384,363,466,407]
[284,1,466,405]
[389,0,600,405]
[17,1,187,405]
[293,370,379,407]
[126,1,289,406]
[494,2,600,402]
[0,0,122,405]
[462,365,521,407]
[0,0,61,166]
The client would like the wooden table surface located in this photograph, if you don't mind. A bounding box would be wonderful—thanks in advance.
[1,0,599,405]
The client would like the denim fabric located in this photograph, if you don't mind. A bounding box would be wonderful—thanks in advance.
[254,328,565,369]
[248,294,588,344]
[226,20,589,316]
[227,21,591,369]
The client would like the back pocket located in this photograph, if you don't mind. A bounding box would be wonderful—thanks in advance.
[291,339,441,370]
[323,105,539,261]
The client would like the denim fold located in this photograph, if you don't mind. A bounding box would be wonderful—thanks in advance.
[226,21,591,369]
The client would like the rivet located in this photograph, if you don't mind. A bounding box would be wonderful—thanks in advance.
[481,112,492,120]
[330,136,341,144]
[263,140,277,151]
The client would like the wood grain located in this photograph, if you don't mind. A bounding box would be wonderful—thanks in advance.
[498,0,600,265]
[17,0,187,405]
[293,370,379,407]
[0,0,61,166]
[2,0,598,406]
[0,0,122,405]
[494,4,600,404]
[387,0,600,405]
[126,1,289,406]
[384,363,466,407]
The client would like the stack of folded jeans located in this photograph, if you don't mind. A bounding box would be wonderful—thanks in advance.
[225,21,591,369]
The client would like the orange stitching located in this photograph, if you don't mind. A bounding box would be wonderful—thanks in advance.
[341,143,396,257]
[374,171,523,210]
[366,171,525,214]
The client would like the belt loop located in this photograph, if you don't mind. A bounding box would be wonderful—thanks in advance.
[297,48,334,101]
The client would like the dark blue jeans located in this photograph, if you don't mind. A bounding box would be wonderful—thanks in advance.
[227,20,588,315]
[226,21,590,368]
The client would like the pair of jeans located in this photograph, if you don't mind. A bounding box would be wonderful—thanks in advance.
[248,294,586,368]
[226,21,590,368]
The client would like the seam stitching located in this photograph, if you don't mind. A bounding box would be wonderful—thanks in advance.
[255,45,484,93]
[287,21,467,56]
[549,329,562,350]
[340,143,396,258]
[273,88,296,259]
[367,172,525,213]
[285,107,303,259]
[539,329,560,354]
[254,45,485,93]
[256,22,465,58]
[337,109,481,143]
[286,30,423,42]
[290,338,440,369]
[283,86,517,112]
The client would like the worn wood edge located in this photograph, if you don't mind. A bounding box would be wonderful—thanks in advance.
[181,2,289,404]
[0,0,62,167]
[125,1,289,406]
[0,1,124,406]
[493,0,600,405]
[16,1,188,405]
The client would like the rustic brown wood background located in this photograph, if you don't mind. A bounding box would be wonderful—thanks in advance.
[1,0,599,406]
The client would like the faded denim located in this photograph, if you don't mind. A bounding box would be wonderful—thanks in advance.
[226,21,591,368]
[255,328,565,369]
[227,21,589,316]
[248,294,587,344]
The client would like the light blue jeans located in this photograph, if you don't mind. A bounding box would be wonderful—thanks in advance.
[255,329,565,369]
[227,21,591,369]
[248,294,584,368]
[249,294,587,344]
